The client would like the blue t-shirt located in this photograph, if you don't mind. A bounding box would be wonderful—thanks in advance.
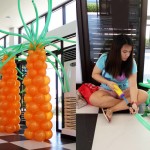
[96,53,137,90]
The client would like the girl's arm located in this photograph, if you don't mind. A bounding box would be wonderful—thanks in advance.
[128,73,138,103]
[92,65,116,90]
[128,73,139,114]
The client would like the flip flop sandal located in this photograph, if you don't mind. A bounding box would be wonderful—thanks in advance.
[101,108,111,122]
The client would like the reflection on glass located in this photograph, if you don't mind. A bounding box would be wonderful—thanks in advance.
[66,1,76,24]
[48,8,63,31]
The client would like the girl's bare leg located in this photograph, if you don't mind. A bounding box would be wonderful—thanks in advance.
[89,90,121,108]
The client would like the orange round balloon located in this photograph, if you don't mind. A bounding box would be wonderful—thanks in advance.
[23,77,32,86]
[5,125,16,133]
[28,121,39,131]
[44,94,51,102]
[24,129,33,140]
[24,111,32,120]
[45,130,53,139]
[41,121,53,130]
[26,102,39,113]
[34,111,46,122]
[33,94,45,104]
[34,130,45,141]
[41,102,52,112]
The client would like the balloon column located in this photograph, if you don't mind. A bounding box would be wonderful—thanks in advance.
[0,54,21,133]
[0,0,75,141]
[24,45,53,141]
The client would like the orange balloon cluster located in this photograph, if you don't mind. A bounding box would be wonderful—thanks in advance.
[0,55,21,133]
[23,46,53,141]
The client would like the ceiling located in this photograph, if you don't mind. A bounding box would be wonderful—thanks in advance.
[0,0,67,38]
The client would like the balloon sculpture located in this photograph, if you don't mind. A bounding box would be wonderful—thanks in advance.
[0,54,21,133]
[137,79,150,130]
[0,0,75,141]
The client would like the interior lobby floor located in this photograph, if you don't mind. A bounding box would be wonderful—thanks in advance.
[77,104,150,150]
[0,121,76,150]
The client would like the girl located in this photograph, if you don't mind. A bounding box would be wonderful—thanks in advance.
[89,34,148,122]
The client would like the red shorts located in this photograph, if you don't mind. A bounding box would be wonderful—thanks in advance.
[78,83,100,105]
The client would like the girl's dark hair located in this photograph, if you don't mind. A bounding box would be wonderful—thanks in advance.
[105,34,134,78]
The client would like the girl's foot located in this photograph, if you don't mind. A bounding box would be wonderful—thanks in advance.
[101,108,113,122]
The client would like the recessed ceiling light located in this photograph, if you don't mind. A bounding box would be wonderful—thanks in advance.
[6,16,11,19]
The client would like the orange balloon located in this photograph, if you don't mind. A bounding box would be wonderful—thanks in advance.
[15,124,20,131]
[5,125,16,133]
[1,101,9,109]
[7,79,17,87]
[27,69,37,77]
[0,95,6,101]
[6,109,16,116]
[26,63,33,70]
[34,111,46,122]
[7,94,17,102]
[33,94,45,104]
[38,54,46,61]
[34,60,45,69]
[41,121,53,130]
[11,117,20,125]
[0,80,5,87]
[2,87,9,94]
[46,112,53,120]
[40,86,50,94]
[11,101,21,109]
[24,129,33,140]
[45,130,53,139]
[32,76,44,86]
[38,68,46,76]
[23,77,32,86]
[6,68,17,74]
[41,102,52,112]
[24,94,32,103]
[44,76,50,85]
[44,94,51,102]
[11,87,20,94]
[0,125,5,132]
[16,109,21,116]
[0,109,5,115]
[26,85,38,95]
[30,53,39,62]
[34,130,45,141]
[24,111,32,120]
[26,102,39,113]
[28,121,39,131]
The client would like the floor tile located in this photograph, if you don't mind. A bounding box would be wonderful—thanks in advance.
[62,143,76,150]
[11,140,51,150]
[0,139,8,143]
[0,143,27,150]
[92,114,150,150]
[76,105,99,114]
[0,134,27,142]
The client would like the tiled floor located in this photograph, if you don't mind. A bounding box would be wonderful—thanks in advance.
[77,104,150,150]
[0,124,76,150]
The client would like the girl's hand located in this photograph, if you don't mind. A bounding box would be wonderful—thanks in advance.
[129,102,139,114]
[106,81,117,91]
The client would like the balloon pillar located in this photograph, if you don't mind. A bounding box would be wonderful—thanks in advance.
[24,46,53,141]
[0,55,21,133]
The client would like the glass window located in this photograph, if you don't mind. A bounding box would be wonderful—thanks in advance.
[48,8,63,31]
[66,1,76,24]
[45,42,61,52]
[38,16,46,36]
[20,24,31,43]
[147,0,150,16]
[6,36,9,47]
[0,38,4,47]
[63,36,76,47]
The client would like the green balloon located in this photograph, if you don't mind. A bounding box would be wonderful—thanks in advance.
[139,82,150,88]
